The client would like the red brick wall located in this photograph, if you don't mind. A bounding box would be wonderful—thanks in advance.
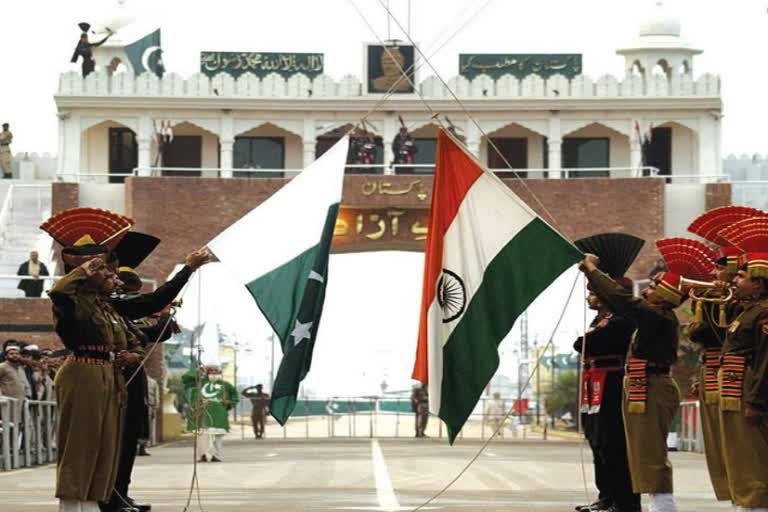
[126,176,664,283]
[705,183,732,211]
[0,298,60,349]
[51,183,78,214]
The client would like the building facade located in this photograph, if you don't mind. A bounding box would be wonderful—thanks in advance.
[55,3,722,183]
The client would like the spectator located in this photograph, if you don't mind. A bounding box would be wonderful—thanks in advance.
[17,251,50,298]
[19,344,40,400]
[138,376,161,455]
[0,342,26,424]
[0,122,12,179]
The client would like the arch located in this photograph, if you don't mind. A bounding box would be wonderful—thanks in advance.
[107,57,128,75]
[643,121,699,177]
[562,121,630,138]
[81,118,138,134]
[679,60,690,75]
[410,123,440,138]
[630,60,645,77]
[652,59,671,78]
[235,122,303,170]
[235,120,302,139]
[170,120,220,138]
[482,122,548,173]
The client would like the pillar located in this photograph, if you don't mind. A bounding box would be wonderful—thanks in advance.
[59,115,81,181]
[383,116,396,175]
[466,121,481,158]
[547,115,562,178]
[303,118,316,168]
[219,140,234,178]
[136,116,154,176]
[698,116,718,177]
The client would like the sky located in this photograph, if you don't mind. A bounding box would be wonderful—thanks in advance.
[3,0,766,395]
[1,0,767,156]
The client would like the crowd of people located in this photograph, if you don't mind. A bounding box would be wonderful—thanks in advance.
[573,205,768,512]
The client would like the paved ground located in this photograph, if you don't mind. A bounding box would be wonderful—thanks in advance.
[0,436,731,512]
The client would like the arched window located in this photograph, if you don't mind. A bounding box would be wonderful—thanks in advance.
[107,57,128,75]
[630,60,645,77]
[652,59,671,78]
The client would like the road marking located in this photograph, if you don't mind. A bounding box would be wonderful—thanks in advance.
[265,453,278,457]
[484,452,497,457]
[371,439,400,511]
[0,468,35,477]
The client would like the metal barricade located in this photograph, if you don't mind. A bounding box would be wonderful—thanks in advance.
[0,398,57,471]
[677,399,704,453]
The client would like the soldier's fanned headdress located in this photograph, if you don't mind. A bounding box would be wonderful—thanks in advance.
[574,233,645,288]
[40,208,134,270]
[718,217,768,279]
[114,231,160,271]
[78,22,91,33]
[654,238,717,306]
[687,206,767,274]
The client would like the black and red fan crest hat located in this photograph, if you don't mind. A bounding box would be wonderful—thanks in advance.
[718,218,768,279]
[114,231,161,272]
[654,238,717,306]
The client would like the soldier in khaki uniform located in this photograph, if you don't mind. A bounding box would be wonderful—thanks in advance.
[1,123,13,179]
[42,208,140,512]
[685,206,766,503]
[580,238,716,512]
[717,217,768,511]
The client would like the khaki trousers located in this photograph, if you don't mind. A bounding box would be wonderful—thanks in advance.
[719,369,768,508]
[699,366,731,501]
[623,374,680,494]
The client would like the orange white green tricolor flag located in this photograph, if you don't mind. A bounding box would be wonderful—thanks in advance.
[412,130,582,443]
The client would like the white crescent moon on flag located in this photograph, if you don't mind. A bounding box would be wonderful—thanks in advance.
[141,46,162,71]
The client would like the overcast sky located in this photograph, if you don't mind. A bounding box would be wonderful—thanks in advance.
[1,0,767,156]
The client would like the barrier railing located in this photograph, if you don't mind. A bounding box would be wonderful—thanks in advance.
[677,399,704,453]
[0,275,158,298]
[0,397,57,471]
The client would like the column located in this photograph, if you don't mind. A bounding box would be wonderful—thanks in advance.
[136,116,154,176]
[629,119,642,177]
[219,140,234,178]
[382,116,396,175]
[137,138,152,176]
[220,115,235,177]
[60,115,81,181]
[547,115,562,178]
[303,118,316,168]
[698,116,718,178]
[466,120,481,158]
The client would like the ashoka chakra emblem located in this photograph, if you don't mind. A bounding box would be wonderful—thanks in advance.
[437,269,466,323]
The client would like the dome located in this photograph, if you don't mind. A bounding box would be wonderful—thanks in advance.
[638,1,681,38]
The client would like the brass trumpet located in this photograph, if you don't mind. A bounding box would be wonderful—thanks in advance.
[679,277,733,327]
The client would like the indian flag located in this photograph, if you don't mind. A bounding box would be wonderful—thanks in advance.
[412,130,582,443]
[208,137,349,425]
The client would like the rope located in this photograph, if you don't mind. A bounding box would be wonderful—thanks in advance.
[577,273,590,501]
[410,271,581,511]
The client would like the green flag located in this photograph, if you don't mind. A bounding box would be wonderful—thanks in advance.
[208,137,349,425]
[125,29,165,77]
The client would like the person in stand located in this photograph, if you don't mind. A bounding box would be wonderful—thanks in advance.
[0,343,26,425]
[573,233,645,512]
[392,124,417,174]
[183,366,239,462]
[0,123,13,179]
[715,217,768,512]
[17,251,50,298]
[579,237,714,512]
[71,23,114,78]
[242,383,270,439]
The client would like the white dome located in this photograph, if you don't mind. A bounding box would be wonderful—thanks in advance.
[638,2,681,38]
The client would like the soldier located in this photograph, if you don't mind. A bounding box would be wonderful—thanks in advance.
[105,232,210,512]
[392,122,417,174]
[685,206,768,503]
[71,23,114,78]
[716,217,768,511]
[40,208,141,512]
[580,237,715,512]
[573,233,645,512]
[242,383,270,439]
[411,384,429,437]
[0,123,13,179]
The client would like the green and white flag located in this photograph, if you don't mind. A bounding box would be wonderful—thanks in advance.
[208,137,349,424]
[125,29,165,77]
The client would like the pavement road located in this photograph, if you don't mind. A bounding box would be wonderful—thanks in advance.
[0,437,731,512]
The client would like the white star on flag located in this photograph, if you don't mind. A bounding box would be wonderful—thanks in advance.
[291,319,314,345]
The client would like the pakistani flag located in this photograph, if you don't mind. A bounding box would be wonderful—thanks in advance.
[125,29,165,77]
[412,130,582,443]
[208,137,349,425]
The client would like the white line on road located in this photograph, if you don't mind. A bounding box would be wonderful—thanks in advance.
[265,453,278,457]
[371,439,400,511]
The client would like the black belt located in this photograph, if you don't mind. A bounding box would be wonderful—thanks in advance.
[72,350,115,361]
[585,358,624,369]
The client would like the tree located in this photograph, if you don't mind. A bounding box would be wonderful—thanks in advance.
[545,370,579,427]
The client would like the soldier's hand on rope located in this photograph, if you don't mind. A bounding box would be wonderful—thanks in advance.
[579,254,600,273]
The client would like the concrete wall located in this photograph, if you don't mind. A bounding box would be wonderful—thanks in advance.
[669,124,697,175]
[664,184,706,238]
[78,184,126,214]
